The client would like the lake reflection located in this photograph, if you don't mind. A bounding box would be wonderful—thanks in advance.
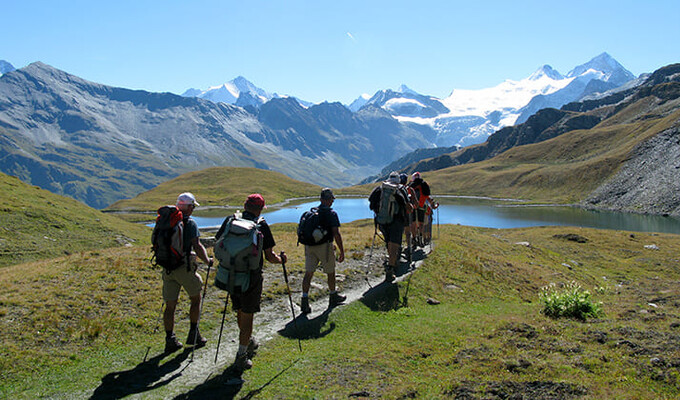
[190,197,680,234]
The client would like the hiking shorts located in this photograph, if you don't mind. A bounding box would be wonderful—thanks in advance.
[379,222,404,245]
[304,241,336,274]
[162,264,203,302]
[416,208,426,223]
[230,271,263,314]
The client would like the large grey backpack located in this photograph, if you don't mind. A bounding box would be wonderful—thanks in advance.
[214,216,264,293]
[376,182,400,225]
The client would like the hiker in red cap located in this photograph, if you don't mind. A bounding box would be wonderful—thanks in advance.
[214,193,286,373]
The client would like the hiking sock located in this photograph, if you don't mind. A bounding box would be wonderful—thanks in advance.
[166,330,174,339]
[238,345,248,355]
[302,292,309,298]
[190,322,198,332]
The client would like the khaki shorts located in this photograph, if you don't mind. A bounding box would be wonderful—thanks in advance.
[162,265,203,302]
[304,241,336,274]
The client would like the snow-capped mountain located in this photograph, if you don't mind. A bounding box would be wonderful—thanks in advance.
[0,60,15,75]
[348,93,371,112]
[181,76,279,108]
[353,53,635,147]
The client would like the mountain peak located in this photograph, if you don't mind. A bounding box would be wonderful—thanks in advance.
[567,52,635,82]
[528,65,564,81]
[397,84,419,95]
[0,60,15,75]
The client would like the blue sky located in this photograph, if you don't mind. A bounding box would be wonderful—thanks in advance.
[2,0,679,104]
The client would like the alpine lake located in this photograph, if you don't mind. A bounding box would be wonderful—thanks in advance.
[188,197,680,235]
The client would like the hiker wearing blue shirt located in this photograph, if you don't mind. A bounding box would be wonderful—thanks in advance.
[300,188,346,315]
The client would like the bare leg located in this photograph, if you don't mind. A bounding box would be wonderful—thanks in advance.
[163,300,178,332]
[237,310,254,347]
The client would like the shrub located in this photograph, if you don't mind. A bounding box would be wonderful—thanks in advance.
[540,281,603,321]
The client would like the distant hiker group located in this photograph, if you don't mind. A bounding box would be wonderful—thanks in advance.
[150,176,436,375]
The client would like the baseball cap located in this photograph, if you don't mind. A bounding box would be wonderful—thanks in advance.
[388,171,400,184]
[176,192,200,207]
[320,188,335,200]
[412,172,421,180]
[245,193,266,209]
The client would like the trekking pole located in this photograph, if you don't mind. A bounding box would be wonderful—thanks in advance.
[402,265,415,307]
[280,252,302,352]
[214,293,230,363]
[437,205,440,241]
[190,260,212,362]
[364,227,378,289]
[143,301,165,362]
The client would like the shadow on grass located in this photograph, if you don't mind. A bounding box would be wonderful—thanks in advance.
[89,348,190,400]
[278,307,335,340]
[172,359,298,400]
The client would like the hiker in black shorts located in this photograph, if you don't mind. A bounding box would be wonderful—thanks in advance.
[369,172,412,282]
[215,193,287,373]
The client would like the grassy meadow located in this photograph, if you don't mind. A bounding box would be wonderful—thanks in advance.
[1,217,679,398]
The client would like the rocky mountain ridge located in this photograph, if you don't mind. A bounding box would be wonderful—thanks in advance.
[0,62,434,208]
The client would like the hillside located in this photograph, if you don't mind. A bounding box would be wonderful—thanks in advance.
[0,172,149,267]
[106,166,323,211]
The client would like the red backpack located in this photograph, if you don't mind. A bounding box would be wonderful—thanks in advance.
[151,205,187,272]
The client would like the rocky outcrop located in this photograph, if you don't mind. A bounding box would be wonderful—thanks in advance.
[582,125,680,216]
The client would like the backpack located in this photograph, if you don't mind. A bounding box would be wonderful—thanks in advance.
[150,205,187,272]
[297,207,329,246]
[214,215,264,293]
[376,182,400,225]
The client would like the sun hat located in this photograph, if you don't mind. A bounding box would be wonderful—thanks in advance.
[320,188,335,200]
[177,192,200,207]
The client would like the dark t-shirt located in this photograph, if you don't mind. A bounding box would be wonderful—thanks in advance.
[216,211,275,269]
[183,217,200,254]
[317,204,340,243]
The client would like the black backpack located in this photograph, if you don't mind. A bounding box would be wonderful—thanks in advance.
[297,207,329,246]
[150,205,188,272]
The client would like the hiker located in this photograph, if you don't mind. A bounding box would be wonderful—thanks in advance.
[214,193,287,373]
[400,173,418,259]
[368,171,412,282]
[162,192,213,353]
[408,172,433,247]
[300,188,346,315]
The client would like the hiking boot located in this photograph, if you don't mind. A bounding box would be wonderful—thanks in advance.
[385,266,395,282]
[186,328,207,349]
[165,333,183,353]
[247,337,259,359]
[234,352,253,373]
[300,296,311,314]
[329,292,346,307]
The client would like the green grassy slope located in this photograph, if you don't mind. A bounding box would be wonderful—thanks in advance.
[105,166,324,211]
[0,173,150,268]
[2,223,679,399]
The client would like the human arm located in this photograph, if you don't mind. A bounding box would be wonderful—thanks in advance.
[331,226,345,263]
[264,248,287,264]
[191,237,213,267]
